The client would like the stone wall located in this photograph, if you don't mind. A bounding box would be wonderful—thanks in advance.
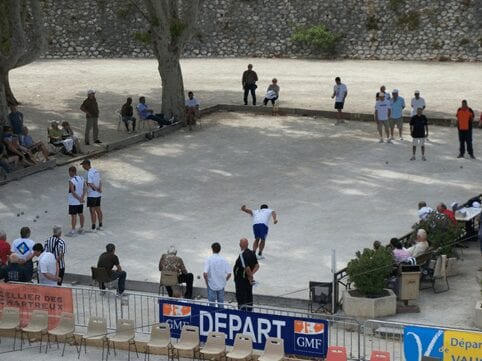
[41,0,482,61]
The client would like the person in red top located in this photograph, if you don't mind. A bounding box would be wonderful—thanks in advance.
[456,99,475,159]
[0,230,11,268]
[436,203,457,225]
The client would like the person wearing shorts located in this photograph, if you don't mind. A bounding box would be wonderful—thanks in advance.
[375,92,391,143]
[332,77,347,125]
[67,166,86,236]
[389,89,406,141]
[81,159,104,231]
[410,107,428,161]
[241,204,278,259]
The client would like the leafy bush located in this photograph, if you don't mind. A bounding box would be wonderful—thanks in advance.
[411,212,464,257]
[291,25,340,53]
[346,247,394,297]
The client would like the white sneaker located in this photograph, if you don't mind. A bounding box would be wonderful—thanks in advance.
[379,139,384,143]
[66,230,76,237]
[399,137,404,141]
[256,254,265,260]
[97,226,104,231]
[78,228,85,235]
[387,139,393,144]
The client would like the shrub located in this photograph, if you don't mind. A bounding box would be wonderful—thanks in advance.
[366,15,379,31]
[397,10,421,31]
[291,24,341,53]
[410,212,464,257]
[346,247,394,297]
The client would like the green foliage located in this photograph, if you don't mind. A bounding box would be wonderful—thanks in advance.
[170,19,187,39]
[397,10,421,31]
[411,212,464,257]
[366,15,378,31]
[346,247,393,297]
[388,0,406,13]
[291,24,340,53]
[134,31,152,45]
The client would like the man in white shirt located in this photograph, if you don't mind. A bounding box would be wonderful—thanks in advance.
[410,90,426,117]
[241,204,278,259]
[81,159,103,232]
[203,242,231,308]
[331,77,348,125]
[375,92,392,143]
[11,226,36,281]
[407,229,429,258]
[33,243,60,286]
[67,166,86,236]
[185,91,200,130]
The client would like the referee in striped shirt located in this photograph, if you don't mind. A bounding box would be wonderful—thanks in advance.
[44,225,66,286]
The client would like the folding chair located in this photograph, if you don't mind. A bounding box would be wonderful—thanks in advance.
[91,266,115,291]
[308,281,333,313]
[159,270,181,296]
[21,310,49,353]
[173,325,199,361]
[144,323,172,361]
[77,316,108,360]
[0,307,21,350]
[226,334,253,361]
[326,346,347,361]
[420,255,449,293]
[46,312,77,356]
[258,337,284,361]
[199,331,226,361]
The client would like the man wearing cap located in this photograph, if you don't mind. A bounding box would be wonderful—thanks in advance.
[410,91,425,117]
[456,99,475,159]
[389,89,405,141]
[331,77,348,125]
[81,159,103,231]
[375,92,391,143]
[159,246,194,299]
[242,64,258,106]
[80,89,101,145]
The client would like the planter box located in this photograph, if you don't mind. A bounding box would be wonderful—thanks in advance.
[475,301,482,329]
[446,257,458,277]
[343,289,397,318]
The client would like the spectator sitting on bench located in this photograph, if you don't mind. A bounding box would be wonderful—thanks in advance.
[8,105,24,136]
[121,97,137,132]
[390,238,414,264]
[407,229,429,258]
[0,142,18,176]
[48,120,74,155]
[3,127,36,166]
[19,126,50,161]
[136,96,174,128]
[61,121,82,154]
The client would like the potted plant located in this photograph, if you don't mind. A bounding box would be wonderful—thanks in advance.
[411,212,464,276]
[343,247,397,318]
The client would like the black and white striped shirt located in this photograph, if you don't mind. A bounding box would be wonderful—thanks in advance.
[44,236,66,269]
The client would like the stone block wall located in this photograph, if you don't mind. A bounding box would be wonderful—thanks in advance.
[41,0,481,61]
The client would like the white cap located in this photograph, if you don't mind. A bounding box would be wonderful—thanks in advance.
[392,89,399,93]
[472,201,481,208]
[87,89,96,95]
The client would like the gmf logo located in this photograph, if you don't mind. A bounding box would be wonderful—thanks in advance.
[294,320,324,335]
[163,304,191,317]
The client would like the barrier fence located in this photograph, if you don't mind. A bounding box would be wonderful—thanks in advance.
[1,284,481,360]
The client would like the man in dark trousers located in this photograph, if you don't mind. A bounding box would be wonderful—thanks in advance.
[242,64,258,106]
[410,107,429,161]
[233,238,259,311]
[80,89,101,145]
[97,243,127,295]
[456,99,475,159]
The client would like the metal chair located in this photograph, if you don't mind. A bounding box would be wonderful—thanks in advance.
[106,319,138,361]
[226,334,253,361]
[173,325,199,361]
[199,331,226,361]
[91,266,115,291]
[258,337,284,361]
[77,316,108,359]
[144,323,172,361]
[0,307,21,350]
[46,312,77,356]
[21,309,49,353]
[420,255,449,293]
[308,281,333,313]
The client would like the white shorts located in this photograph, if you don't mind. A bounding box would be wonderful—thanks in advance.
[412,137,425,146]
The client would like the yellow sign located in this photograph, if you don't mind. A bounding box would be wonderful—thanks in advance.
[443,330,482,360]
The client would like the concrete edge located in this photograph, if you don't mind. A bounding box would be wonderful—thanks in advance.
[64,272,311,311]
[0,159,56,185]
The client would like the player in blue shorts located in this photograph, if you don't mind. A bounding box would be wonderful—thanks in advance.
[241,204,278,259]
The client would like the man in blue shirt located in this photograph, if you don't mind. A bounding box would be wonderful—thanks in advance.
[136,96,175,128]
[8,105,24,135]
[389,89,406,141]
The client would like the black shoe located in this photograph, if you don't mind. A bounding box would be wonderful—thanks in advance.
[470,154,476,159]
[94,140,102,144]
[457,154,464,158]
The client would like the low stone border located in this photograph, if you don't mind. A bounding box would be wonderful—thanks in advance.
[0,159,56,185]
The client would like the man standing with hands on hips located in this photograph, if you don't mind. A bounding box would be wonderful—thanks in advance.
[80,89,101,145]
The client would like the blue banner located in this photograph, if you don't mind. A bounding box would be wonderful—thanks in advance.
[159,299,329,358]
[404,325,444,361]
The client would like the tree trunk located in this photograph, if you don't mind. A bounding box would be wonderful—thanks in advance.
[157,52,185,122]
[0,82,8,125]
[0,71,18,106]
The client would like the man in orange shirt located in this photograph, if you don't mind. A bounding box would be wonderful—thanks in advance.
[456,99,475,159]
